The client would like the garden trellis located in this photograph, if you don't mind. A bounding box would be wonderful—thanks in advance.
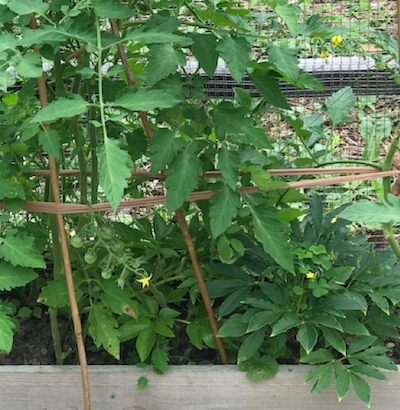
[2,1,400,409]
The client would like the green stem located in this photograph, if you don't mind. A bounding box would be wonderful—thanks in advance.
[384,222,400,260]
[70,118,88,205]
[381,134,400,261]
[382,136,399,201]
[54,52,67,97]
[95,20,109,143]
[88,84,99,204]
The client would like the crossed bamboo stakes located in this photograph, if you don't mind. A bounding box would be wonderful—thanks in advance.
[20,15,400,410]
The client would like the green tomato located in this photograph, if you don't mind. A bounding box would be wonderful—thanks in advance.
[101,270,112,279]
[84,252,97,264]
[111,240,124,253]
[70,235,84,249]
[101,227,113,239]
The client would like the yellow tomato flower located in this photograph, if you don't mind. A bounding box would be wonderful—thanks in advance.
[137,274,153,288]
[306,271,316,279]
[331,35,343,46]
[320,51,330,62]
[330,216,338,224]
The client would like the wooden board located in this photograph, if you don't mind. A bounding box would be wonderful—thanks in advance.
[0,365,399,410]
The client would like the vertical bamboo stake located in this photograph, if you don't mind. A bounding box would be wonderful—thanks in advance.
[30,15,91,410]
[110,19,228,364]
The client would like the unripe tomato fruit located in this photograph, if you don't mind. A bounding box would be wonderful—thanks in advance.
[101,270,112,279]
[70,236,84,248]
[84,252,97,264]
[101,227,113,239]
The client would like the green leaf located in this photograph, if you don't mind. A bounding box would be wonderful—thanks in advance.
[0,176,25,200]
[323,87,355,127]
[31,96,88,123]
[186,322,203,350]
[114,88,181,112]
[20,26,70,47]
[218,314,247,338]
[136,327,156,362]
[353,352,397,371]
[217,236,233,262]
[301,348,334,364]
[246,167,288,192]
[216,35,250,83]
[165,146,203,212]
[0,233,45,268]
[338,316,370,336]
[152,348,168,373]
[217,146,240,190]
[349,364,387,381]
[119,318,151,342]
[153,320,174,337]
[8,0,49,15]
[89,304,120,360]
[146,44,186,87]
[100,279,137,317]
[275,2,300,35]
[297,324,318,354]
[137,376,148,390]
[238,330,265,364]
[248,201,294,273]
[0,262,38,291]
[271,312,300,337]
[0,32,18,53]
[38,278,83,308]
[334,362,350,402]
[350,373,371,407]
[310,362,334,393]
[190,33,219,78]
[268,45,299,82]
[15,52,42,78]
[240,355,279,380]
[339,194,400,223]
[98,136,133,213]
[0,71,15,93]
[126,29,192,46]
[0,310,15,353]
[348,336,377,355]
[91,0,134,19]
[247,310,282,333]
[150,129,186,174]
[321,327,346,355]
[210,186,241,238]
[250,69,290,109]
[38,129,61,159]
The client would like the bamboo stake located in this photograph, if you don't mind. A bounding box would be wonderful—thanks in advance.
[109,18,229,364]
[3,169,400,215]
[29,15,91,410]
[28,166,380,178]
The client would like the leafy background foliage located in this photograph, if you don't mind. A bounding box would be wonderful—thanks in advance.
[0,0,398,406]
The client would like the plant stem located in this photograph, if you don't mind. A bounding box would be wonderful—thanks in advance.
[88,83,99,204]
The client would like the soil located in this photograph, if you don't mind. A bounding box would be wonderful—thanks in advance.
[1,315,400,366]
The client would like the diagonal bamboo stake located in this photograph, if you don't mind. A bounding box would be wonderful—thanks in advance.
[109,18,228,364]
[29,15,91,410]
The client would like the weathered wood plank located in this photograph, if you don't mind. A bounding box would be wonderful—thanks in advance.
[0,365,399,410]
